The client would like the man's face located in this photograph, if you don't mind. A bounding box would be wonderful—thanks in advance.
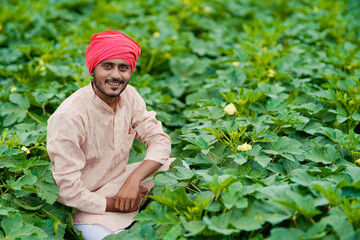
[92,58,132,99]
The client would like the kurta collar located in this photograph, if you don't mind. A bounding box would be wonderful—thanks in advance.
[85,82,124,113]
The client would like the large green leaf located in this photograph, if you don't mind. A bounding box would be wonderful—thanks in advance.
[0,94,30,126]
[304,144,341,164]
[1,213,48,239]
[263,137,304,162]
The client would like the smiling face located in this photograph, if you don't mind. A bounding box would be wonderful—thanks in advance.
[92,58,132,103]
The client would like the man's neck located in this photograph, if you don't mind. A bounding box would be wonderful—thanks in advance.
[91,82,119,112]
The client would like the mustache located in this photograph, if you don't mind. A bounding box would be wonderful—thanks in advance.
[105,79,124,84]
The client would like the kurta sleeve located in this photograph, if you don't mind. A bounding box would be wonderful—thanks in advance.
[47,114,107,214]
[131,89,171,164]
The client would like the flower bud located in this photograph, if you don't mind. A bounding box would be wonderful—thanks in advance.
[267,69,275,78]
[21,146,30,155]
[224,103,237,115]
[237,143,252,152]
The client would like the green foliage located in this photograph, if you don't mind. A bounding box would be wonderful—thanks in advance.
[1,0,360,239]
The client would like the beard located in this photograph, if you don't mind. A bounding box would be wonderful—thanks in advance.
[93,74,129,98]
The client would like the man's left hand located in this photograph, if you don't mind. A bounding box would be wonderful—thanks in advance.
[113,182,148,212]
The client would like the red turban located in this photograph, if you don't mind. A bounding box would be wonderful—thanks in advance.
[85,30,141,76]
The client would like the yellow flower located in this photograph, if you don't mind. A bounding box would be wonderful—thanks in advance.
[183,0,190,5]
[267,69,275,78]
[237,143,252,152]
[204,6,211,13]
[153,32,160,38]
[39,59,46,72]
[313,6,319,13]
[10,86,17,92]
[232,61,240,67]
[224,103,237,115]
[171,35,178,41]
[355,159,360,165]
[21,146,30,155]
[0,24,2,31]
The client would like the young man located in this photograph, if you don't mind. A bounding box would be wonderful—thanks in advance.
[47,30,173,240]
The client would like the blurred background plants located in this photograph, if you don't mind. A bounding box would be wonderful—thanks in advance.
[1,0,360,239]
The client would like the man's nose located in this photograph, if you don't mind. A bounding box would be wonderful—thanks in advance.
[110,68,122,79]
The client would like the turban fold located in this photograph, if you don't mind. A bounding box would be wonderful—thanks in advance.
[85,30,141,76]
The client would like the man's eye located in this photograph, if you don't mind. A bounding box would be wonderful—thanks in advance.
[120,65,129,70]
[104,64,112,69]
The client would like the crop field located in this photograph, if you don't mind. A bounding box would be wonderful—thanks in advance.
[0,0,360,239]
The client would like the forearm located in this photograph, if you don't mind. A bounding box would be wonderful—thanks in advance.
[126,159,162,184]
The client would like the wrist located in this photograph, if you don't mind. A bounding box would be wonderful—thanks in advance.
[127,173,142,185]
[106,197,115,212]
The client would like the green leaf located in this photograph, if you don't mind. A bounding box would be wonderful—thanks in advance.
[162,224,182,240]
[290,169,320,187]
[180,216,206,237]
[104,224,157,240]
[195,106,226,121]
[305,144,341,164]
[203,211,239,235]
[313,182,342,207]
[221,182,248,209]
[275,190,322,218]
[7,174,37,190]
[45,64,73,78]
[267,228,306,240]
[1,213,48,239]
[13,196,43,211]
[345,166,360,182]
[263,137,304,162]
[0,94,30,126]
[34,181,59,204]
[0,145,8,155]
[245,200,293,225]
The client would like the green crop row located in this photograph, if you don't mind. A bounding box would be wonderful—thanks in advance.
[1,0,360,239]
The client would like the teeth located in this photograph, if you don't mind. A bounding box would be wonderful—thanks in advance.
[109,82,120,86]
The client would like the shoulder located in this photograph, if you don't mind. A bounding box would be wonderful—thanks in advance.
[49,85,92,122]
[123,84,141,98]
[122,85,145,106]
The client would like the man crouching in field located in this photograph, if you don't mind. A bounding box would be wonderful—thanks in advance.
[47,30,173,240]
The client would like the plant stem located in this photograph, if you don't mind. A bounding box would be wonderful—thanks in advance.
[145,52,156,74]
[215,122,232,143]
[209,152,222,162]
[190,182,201,192]
[336,144,344,159]
[26,111,46,126]
[207,153,221,171]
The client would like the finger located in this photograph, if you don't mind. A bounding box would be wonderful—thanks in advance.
[130,198,136,210]
[124,199,130,212]
[119,198,125,212]
[114,198,120,210]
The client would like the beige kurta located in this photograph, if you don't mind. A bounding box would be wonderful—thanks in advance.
[46,82,172,231]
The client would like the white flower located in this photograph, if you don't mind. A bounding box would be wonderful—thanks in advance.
[267,69,275,78]
[153,32,160,38]
[232,61,240,67]
[237,143,252,152]
[21,146,30,155]
[224,103,237,115]
[204,6,212,13]
[355,159,360,165]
